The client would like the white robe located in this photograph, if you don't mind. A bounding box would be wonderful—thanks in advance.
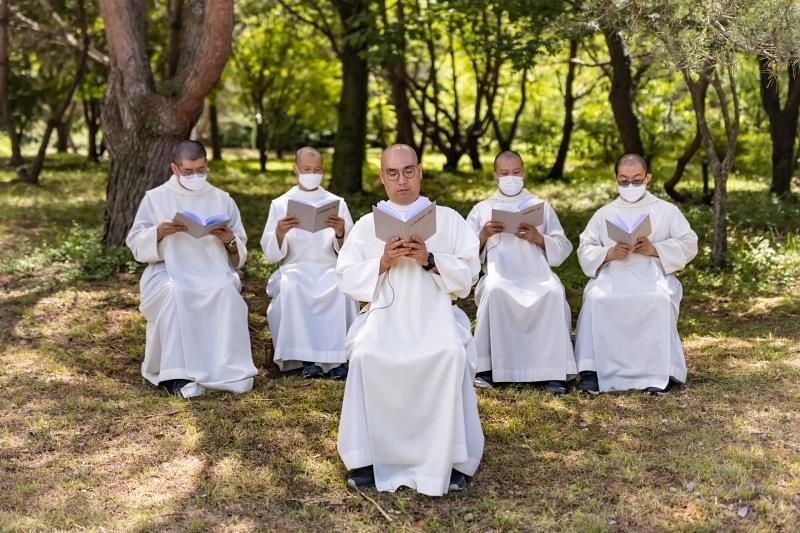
[466,190,576,382]
[336,204,484,496]
[574,191,698,392]
[260,186,358,371]
[126,176,257,398]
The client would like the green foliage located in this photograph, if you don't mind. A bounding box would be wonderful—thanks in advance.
[1,225,140,281]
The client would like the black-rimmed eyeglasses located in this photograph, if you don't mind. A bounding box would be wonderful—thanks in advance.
[383,165,418,181]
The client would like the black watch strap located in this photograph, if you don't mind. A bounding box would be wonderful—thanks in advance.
[422,252,436,271]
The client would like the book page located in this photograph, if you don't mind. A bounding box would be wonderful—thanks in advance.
[174,211,230,239]
[605,213,651,245]
[373,201,437,241]
[287,198,340,233]
[491,201,544,234]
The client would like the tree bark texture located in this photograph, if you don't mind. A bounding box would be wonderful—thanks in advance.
[329,0,368,195]
[549,40,578,180]
[98,0,233,246]
[604,28,644,156]
[758,54,800,195]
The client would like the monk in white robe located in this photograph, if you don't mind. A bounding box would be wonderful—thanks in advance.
[336,144,483,496]
[261,147,358,378]
[126,141,257,398]
[466,151,575,393]
[574,154,698,394]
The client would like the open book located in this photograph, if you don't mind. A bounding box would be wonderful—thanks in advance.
[287,198,340,233]
[373,199,437,242]
[173,211,231,238]
[491,197,545,234]
[605,213,652,245]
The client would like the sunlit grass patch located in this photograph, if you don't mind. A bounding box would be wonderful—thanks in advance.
[1,154,799,530]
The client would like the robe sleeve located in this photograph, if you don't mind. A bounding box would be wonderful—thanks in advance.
[260,201,289,264]
[126,193,163,264]
[465,204,489,264]
[428,210,480,299]
[336,217,383,303]
[333,200,355,254]
[577,210,612,278]
[541,203,573,268]
[653,204,698,275]
[226,195,248,269]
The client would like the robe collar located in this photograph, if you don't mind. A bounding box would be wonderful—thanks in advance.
[164,174,213,196]
[386,195,430,213]
[489,188,538,204]
[611,190,660,208]
[287,184,328,199]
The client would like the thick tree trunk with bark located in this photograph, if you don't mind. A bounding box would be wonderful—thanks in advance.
[604,28,644,155]
[549,40,579,180]
[99,0,233,246]
[759,54,800,195]
[329,1,368,195]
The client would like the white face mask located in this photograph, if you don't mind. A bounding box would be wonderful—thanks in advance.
[179,172,208,191]
[497,175,524,196]
[298,173,323,190]
[618,184,646,203]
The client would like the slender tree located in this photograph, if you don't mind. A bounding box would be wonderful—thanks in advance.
[0,0,30,181]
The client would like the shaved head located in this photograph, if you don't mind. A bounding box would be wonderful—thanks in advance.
[614,153,648,175]
[295,146,322,165]
[381,144,419,169]
[493,150,523,172]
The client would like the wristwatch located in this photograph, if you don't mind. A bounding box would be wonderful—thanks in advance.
[422,252,436,271]
[225,237,237,248]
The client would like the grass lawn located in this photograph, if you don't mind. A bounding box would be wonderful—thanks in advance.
[1,151,799,531]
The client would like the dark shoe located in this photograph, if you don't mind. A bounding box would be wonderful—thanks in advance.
[577,371,600,395]
[346,465,375,489]
[448,469,467,491]
[643,386,668,396]
[474,370,493,389]
[171,379,192,398]
[545,380,568,395]
[302,362,324,379]
[328,364,348,380]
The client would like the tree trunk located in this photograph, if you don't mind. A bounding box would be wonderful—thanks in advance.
[381,0,418,151]
[56,120,70,152]
[256,117,267,172]
[758,54,800,195]
[604,28,644,155]
[0,0,30,181]
[99,0,234,246]
[549,39,578,180]
[209,101,222,160]
[467,126,482,171]
[104,136,181,244]
[329,0,369,195]
[83,97,101,162]
[443,148,461,172]
[663,128,701,203]
[26,0,90,184]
